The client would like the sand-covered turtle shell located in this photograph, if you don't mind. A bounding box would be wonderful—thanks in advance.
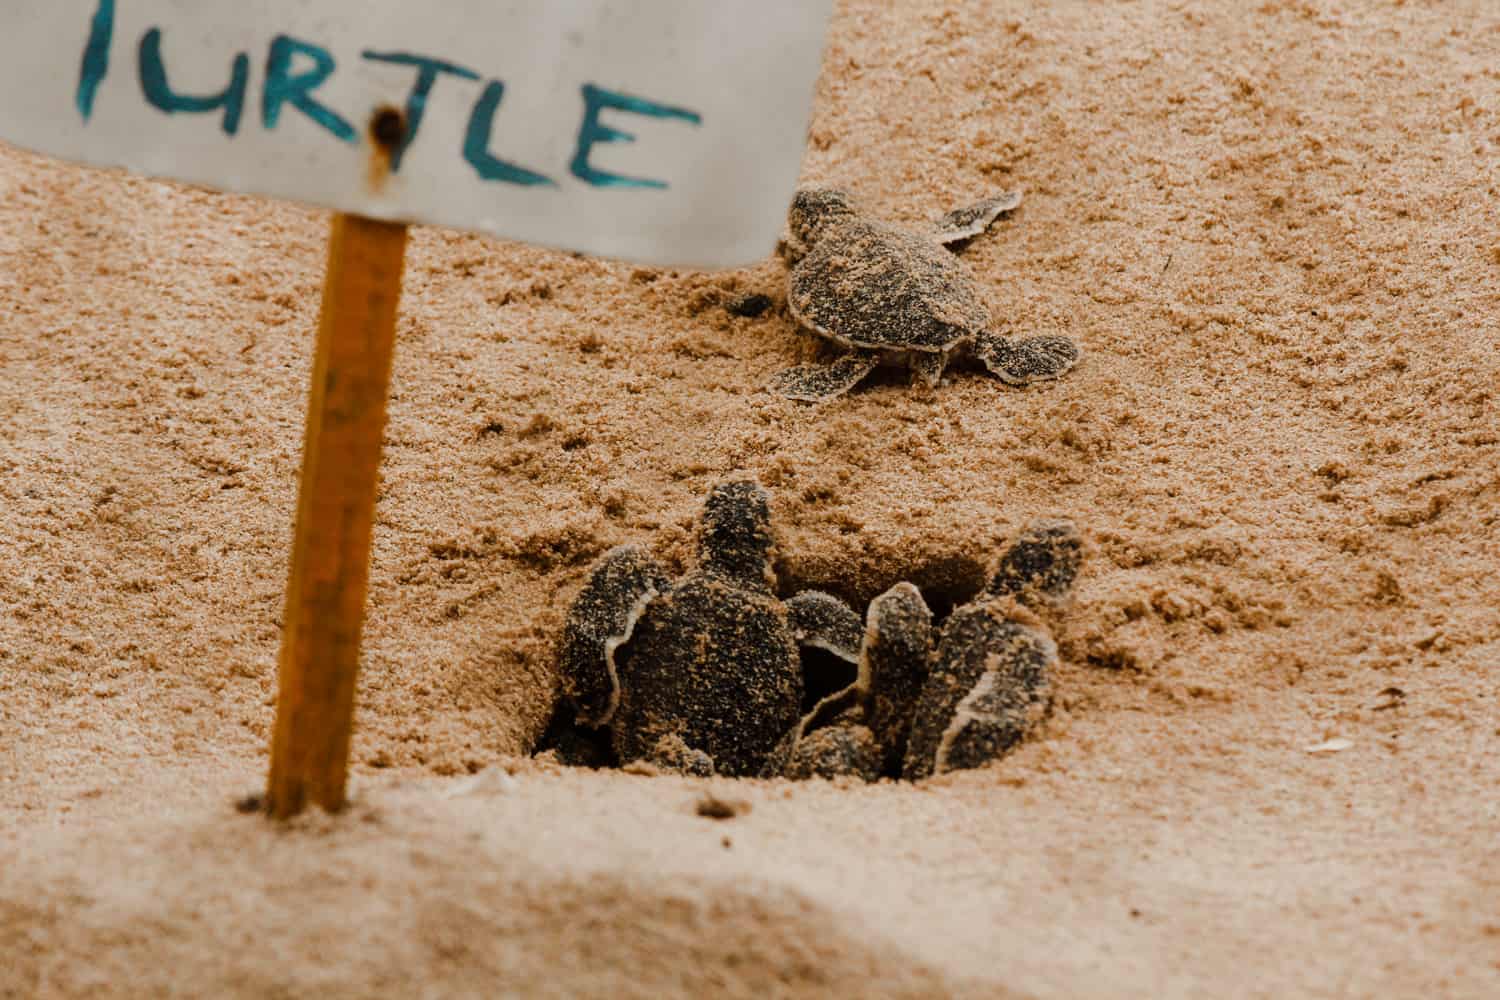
[554,480,871,780]
[611,574,803,778]
[788,218,990,353]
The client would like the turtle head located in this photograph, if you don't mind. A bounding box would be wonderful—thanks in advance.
[788,188,857,250]
[984,522,1084,606]
[697,479,776,590]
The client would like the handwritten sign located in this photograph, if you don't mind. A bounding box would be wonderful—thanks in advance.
[0,1,834,266]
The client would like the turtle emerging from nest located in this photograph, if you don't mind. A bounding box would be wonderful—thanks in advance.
[785,521,1084,782]
[547,478,1085,782]
[770,188,1081,401]
[550,479,866,778]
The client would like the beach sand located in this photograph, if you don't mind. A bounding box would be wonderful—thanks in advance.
[3,1,1498,996]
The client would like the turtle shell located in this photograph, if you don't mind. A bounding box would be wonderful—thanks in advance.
[612,573,803,778]
[788,218,990,353]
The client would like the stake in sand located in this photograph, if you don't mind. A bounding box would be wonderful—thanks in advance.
[0,1,834,818]
[266,209,408,818]
[267,106,410,817]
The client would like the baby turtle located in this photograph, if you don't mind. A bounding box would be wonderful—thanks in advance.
[790,522,1083,781]
[785,720,882,782]
[555,480,863,778]
[771,188,1081,401]
[902,522,1084,780]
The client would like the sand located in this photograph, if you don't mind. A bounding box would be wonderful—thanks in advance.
[3,0,1498,996]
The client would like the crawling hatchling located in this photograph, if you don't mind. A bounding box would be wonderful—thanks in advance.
[771,188,1080,401]
[553,480,865,778]
[787,522,1085,781]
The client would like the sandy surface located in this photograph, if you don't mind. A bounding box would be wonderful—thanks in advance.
[3,1,1499,996]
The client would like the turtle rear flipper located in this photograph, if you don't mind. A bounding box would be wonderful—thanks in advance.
[902,606,1055,781]
[770,352,880,402]
[785,722,882,782]
[975,331,1079,386]
[932,191,1023,248]
[644,733,716,777]
[556,545,670,727]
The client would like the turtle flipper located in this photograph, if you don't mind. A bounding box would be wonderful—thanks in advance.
[556,545,670,727]
[987,522,1084,606]
[902,605,1055,781]
[932,630,1054,775]
[786,589,865,737]
[932,191,1023,248]
[770,352,880,402]
[786,590,864,664]
[644,733,716,777]
[859,583,933,773]
[974,331,1079,386]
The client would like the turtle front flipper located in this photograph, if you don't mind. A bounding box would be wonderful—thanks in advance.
[770,352,880,402]
[974,331,1080,386]
[987,522,1084,607]
[932,191,1023,248]
[786,590,864,663]
[859,583,933,773]
[902,605,1055,781]
[556,545,670,727]
[931,628,1054,776]
[786,590,865,736]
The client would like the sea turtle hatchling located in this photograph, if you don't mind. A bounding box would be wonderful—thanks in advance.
[794,522,1084,781]
[771,188,1081,401]
[554,480,865,778]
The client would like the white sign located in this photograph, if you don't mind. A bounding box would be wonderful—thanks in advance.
[0,2,834,267]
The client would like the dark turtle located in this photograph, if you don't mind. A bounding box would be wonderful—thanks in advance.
[771,188,1080,401]
[787,522,1083,781]
[902,522,1084,780]
[784,720,882,782]
[554,480,863,778]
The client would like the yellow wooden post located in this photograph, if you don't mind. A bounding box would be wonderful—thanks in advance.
[265,211,408,819]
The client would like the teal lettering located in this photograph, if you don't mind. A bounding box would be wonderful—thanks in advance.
[263,35,355,142]
[361,51,479,170]
[570,84,702,189]
[76,0,114,121]
[462,81,556,187]
[138,29,250,136]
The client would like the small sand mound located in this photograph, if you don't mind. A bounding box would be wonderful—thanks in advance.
[2,778,971,1000]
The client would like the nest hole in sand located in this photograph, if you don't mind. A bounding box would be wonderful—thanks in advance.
[532,552,997,782]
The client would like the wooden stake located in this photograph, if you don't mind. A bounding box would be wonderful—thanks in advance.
[266,212,408,819]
